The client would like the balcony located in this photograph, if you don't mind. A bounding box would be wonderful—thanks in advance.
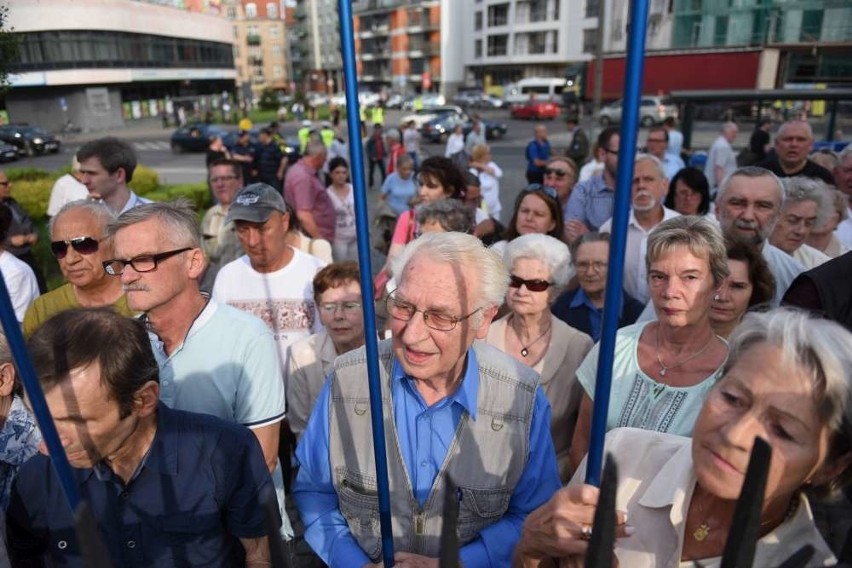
[246,34,261,46]
[249,56,263,67]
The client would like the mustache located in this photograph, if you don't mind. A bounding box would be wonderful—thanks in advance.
[122,283,150,292]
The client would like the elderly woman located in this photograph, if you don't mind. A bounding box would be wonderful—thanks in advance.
[806,188,851,258]
[468,143,504,223]
[514,308,852,567]
[491,184,566,257]
[551,232,645,343]
[769,176,833,269]
[487,234,593,483]
[710,237,775,339]
[569,216,730,470]
[417,198,474,236]
[664,166,712,217]
[0,332,41,564]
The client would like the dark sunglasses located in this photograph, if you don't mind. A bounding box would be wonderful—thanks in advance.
[50,237,101,259]
[523,183,559,200]
[544,167,568,178]
[509,275,552,292]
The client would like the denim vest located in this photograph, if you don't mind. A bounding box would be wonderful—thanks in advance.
[327,339,539,560]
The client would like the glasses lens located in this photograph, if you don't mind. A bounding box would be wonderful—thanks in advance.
[72,237,99,255]
[50,241,69,259]
[387,297,413,320]
[130,256,157,272]
[423,311,456,331]
[545,168,566,178]
[509,275,550,292]
[103,260,123,275]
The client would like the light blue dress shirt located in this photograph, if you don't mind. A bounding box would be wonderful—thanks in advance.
[564,174,615,231]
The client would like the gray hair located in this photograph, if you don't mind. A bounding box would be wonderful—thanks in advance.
[504,234,574,293]
[722,121,738,134]
[107,198,202,248]
[49,200,117,238]
[416,199,473,234]
[723,308,852,495]
[646,215,729,286]
[781,176,834,228]
[391,232,508,319]
[569,231,610,260]
[396,153,414,169]
[829,189,850,222]
[305,140,327,157]
[839,144,852,164]
[634,152,666,180]
[777,119,813,139]
[386,128,401,141]
[716,166,785,210]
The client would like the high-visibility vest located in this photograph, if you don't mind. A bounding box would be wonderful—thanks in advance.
[320,128,334,147]
[371,106,384,125]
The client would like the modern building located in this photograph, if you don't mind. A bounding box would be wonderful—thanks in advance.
[5,0,236,131]
[293,0,343,94]
[223,0,292,103]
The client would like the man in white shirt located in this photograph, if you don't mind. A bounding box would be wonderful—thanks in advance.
[46,156,87,218]
[0,204,38,322]
[76,137,151,214]
[705,122,739,195]
[600,154,680,304]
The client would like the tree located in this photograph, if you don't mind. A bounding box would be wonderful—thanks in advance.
[0,3,19,92]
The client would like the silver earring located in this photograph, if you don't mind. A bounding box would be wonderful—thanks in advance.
[713,293,721,301]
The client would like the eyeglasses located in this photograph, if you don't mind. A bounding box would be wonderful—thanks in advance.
[544,167,568,178]
[509,275,552,292]
[386,291,480,331]
[646,138,667,143]
[602,147,619,156]
[103,247,193,276]
[209,175,238,184]
[319,301,362,314]
[50,236,101,259]
[523,183,558,201]
[575,260,608,272]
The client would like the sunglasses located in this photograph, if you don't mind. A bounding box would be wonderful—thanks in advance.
[523,183,559,201]
[544,167,568,178]
[50,237,101,259]
[509,275,552,292]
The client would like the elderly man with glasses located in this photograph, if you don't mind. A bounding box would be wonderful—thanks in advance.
[23,200,133,336]
[293,231,560,566]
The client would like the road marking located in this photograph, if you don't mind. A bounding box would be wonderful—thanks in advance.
[133,141,171,151]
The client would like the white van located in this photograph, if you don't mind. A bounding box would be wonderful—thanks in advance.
[504,77,568,106]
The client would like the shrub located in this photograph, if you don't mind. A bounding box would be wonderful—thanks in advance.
[129,164,159,196]
[11,178,55,222]
[4,167,53,182]
[145,182,211,211]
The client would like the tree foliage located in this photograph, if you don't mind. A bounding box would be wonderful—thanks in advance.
[0,3,19,92]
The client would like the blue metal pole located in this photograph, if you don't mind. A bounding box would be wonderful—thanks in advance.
[337,1,395,565]
[585,0,651,487]
[0,273,80,510]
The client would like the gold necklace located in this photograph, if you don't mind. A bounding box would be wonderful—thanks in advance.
[692,494,798,542]
[655,325,716,377]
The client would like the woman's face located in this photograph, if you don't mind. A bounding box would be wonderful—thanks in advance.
[710,259,753,330]
[673,178,702,216]
[543,160,577,203]
[330,165,349,185]
[515,194,556,236]
[506,257,553,317]
[692,341,835,509]
[418,174,448,204]
[648,244,716,328]
[397,162,414,180]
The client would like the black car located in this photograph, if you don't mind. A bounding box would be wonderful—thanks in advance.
[421,114,508,144]
[0,140,18,162]
[170,123,226,153]
[0,125,60,156]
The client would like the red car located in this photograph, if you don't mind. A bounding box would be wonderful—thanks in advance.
[510,100,560,120]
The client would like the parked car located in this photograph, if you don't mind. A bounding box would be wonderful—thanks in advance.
[402,105,465,129]
[478,95,505,109]
[452,91,485,108]
[482,119,508,139]
[420,93,446,108]
[421,114,508,144]
[598,96,678,127]
[170,123,226,153]
[510,100,560,120]
[0,125,60,156]
[0,140,18,162]
[385,93,408,109]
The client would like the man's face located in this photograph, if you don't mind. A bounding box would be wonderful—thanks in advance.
[208,165,243,206]
[51,209,112,290]
[79,156,122,200]
[38,360,143,469]
[775,123,813,170]
[575,241,609,298]
[645,131,668,159]
[770,199,819,254]
[390,254,493,385]
[833,155,852,198]
[724,125,739,143]
[602,134,620,178]
[543,159,576,202]
[534,125,547,141]
[464,184,482,210]
[715,175,782,244]
[318,281,365,351]
[234,210,291,273]
[631,160,668,213]
[112,218,198,313]
[0,171,9,199]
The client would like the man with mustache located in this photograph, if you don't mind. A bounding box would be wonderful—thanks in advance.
[714,166,805,305]
[599,154,679,304]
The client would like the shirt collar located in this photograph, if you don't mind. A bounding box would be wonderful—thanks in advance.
[570,288,594,309]
[391,346,480,421]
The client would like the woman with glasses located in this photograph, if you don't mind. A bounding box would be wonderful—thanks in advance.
[486,234,593,483]
[551,232,645,343]
[490,183,566,257]
[542,156,578,210]
[664,166,712,217]
[569,216,730,471]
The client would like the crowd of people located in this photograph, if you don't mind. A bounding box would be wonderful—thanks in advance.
[0,110,850,568]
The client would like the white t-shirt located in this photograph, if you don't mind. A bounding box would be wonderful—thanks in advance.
[470,161,503,222]
[0,251,39,322]
[326,184,357,241]
[46,174,88,217]
[211,247,326,367]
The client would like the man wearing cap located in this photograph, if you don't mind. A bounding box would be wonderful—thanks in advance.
[213,183,326,365]
[284,141,336,241]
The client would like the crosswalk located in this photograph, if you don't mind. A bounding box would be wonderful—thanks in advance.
[133,141,172,152]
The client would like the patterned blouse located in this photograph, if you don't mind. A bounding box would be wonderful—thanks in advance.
[0,396,41,512]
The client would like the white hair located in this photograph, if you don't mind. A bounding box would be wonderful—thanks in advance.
[391,232,508,316]
[781,176,834,228]
[777,120,813,139]
[634,152,666,180]
[49,200,117,238]
[503,234,574,293]
[838,144,852,164]
[716,166,785,210]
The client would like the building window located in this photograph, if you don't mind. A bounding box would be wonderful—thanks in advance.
[487,34,508,56]
[487,4,509,27]
[246,3,257,18]
[585,0,599,19]
[474,39,482,58]
[233,25,239,39]
[267,2,277,18]
[475,12,482,31]
[270,25,279,37]
[227,6,237,19]
[582,29,597,53]
[274,65,283,78]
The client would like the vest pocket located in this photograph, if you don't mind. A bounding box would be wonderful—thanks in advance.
[456,486,512,543]
[336,469,382,560]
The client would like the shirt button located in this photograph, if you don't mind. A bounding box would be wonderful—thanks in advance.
[420,461,427,468]
[119,491,129,500]
[57,540,68,550]
[127,540,136,549]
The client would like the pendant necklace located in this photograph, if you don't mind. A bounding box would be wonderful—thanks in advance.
[512,317,551,358]
[655,326,715,377]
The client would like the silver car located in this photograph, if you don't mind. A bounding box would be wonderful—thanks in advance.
[599,96,678,127]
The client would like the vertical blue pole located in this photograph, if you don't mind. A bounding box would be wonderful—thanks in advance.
[0,273,80,510]
[337,1,396,565]
[585,0,651,487]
